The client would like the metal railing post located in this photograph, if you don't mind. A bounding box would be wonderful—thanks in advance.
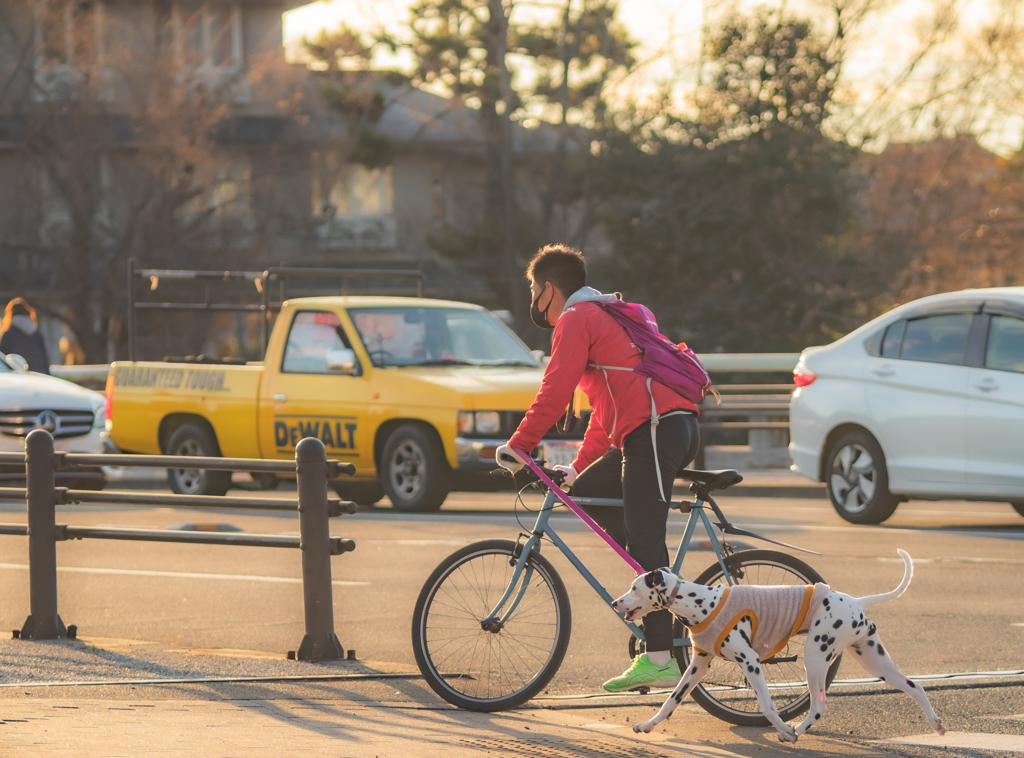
[295,437,343,661]
[21,430,66,640]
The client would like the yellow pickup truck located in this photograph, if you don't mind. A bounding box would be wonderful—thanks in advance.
[107,295,587,511]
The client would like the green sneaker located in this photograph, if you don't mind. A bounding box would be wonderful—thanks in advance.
[602,653,681,692]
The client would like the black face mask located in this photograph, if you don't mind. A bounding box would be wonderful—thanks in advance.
[530,285,555,329]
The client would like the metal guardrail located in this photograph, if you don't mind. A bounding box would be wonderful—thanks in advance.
[51,354,802,386]
[0,430,358,661]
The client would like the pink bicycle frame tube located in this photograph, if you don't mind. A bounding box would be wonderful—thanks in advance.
[515,448,644,574]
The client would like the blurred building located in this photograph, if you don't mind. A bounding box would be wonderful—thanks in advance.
[0,0,561,360]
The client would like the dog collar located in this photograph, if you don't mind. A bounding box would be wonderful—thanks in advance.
[666,573,682,605]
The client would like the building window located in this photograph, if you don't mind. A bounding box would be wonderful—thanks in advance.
[181,154,252,232]
[33,0,106,99]
[173,3,242,70]
[311,154,396,249]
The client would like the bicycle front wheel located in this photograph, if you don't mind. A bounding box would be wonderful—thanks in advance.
[412,539,572,711]
[676,549,841,726]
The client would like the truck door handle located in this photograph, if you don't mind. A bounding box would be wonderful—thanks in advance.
[971,379,998,392]
[273,393,288,403]
[870,366,895,377]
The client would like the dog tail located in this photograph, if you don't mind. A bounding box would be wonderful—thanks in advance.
[858,550,913,609]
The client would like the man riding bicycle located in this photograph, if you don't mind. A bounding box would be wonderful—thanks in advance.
[496,244,701,692]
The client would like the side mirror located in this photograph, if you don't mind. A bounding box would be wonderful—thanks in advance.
[6,354,29,373]
[325,348,357,374]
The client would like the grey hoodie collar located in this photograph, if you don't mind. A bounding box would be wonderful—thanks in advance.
[562,286,618,313]
[11,315,37,334]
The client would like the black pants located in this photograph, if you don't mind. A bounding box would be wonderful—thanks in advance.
[571,412,700,652]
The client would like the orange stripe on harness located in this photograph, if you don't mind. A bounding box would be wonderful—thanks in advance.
[761,585,816,662]
[688,587,730,635]
[715,610,759,657]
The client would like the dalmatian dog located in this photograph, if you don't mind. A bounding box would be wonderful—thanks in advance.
[611,549,945,743]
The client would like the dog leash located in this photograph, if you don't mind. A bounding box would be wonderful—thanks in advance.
[516,448,645,574]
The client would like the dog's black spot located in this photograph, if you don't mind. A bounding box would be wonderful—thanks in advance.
[747,665,754,673]
[868,622,877,636]
[644,571,663,588]
[691,667,697,675]
[880,676,886,682]
[823,599,830,607]
[867,640,875,647]
[710,602,715,608]
[826,652,833,662]
[878,645,885,656]
[908,680,916,689]
[833,619,843,629]
[754,667,760,675]
[814,635,820,642]
[855,648,862,656]
[815,713,821,720]
[694,599,704,607]
[673,692,684,703]
[814,620,820,627]
[820,643,828,652]
[697,652,708,658]
[739,629,752,646]
[688,592,696,597]
[724,634,730,642]
[702,609,708,616]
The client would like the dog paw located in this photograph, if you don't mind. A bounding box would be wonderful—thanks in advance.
[775,725,798,743]
[935,721,946,737]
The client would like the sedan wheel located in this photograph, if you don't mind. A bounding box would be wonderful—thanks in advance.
[830,444,877,514]
[824,430,898,524]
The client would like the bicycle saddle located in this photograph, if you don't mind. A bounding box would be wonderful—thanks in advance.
[678,468,743,491]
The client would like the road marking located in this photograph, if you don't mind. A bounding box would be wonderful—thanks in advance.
[874,732,1024,751]
[0,563,368,586]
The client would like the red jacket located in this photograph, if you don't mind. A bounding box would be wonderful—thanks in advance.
[508,301,698,472]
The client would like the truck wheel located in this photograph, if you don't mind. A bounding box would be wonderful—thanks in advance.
[166,424,231,496]
[332,481,385,507]
[381,425,451,512]
[824,430,898,524]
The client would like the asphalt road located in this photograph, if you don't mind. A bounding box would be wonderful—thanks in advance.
[0,481,1022,756]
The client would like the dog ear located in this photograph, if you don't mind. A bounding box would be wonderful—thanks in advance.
[643,571,663,589]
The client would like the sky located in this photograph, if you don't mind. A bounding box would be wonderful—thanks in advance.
[282,0,1023,154]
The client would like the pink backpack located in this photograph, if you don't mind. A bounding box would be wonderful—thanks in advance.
[594,300,715,405]
[590,299,717,502]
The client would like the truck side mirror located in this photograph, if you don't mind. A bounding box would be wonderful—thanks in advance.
[6,353,29,373]
[325,348,357,374]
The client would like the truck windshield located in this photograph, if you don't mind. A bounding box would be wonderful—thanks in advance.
[348,307,539,369]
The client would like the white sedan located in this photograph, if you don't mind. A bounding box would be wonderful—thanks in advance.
[790,287,1024,523]
[1,352,108,489]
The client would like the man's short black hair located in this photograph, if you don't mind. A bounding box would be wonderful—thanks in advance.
[526,244,587,297]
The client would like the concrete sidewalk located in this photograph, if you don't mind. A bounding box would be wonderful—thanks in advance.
[0,637,904,758]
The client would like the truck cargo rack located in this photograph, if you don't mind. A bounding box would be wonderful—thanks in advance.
[127,260,426,360]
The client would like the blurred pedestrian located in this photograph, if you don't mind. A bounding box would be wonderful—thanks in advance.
[1,298,51,374]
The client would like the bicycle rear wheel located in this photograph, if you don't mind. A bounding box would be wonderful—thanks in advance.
[676,549,842,726]
[412,539,572,711]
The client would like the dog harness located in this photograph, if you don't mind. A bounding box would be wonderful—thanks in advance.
[687,583,831,661]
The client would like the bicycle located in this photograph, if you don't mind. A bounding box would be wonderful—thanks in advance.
[411,452,841,724]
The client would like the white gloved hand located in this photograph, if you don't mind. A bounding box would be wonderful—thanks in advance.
[552,464,578,486]
[495,444,525,473]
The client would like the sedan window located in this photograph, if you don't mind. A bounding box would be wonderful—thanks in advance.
[880,320,905,358]
[985,315,1024,373]
[899,314,973,365]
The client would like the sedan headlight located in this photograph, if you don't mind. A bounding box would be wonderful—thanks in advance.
[457,411,503,435]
